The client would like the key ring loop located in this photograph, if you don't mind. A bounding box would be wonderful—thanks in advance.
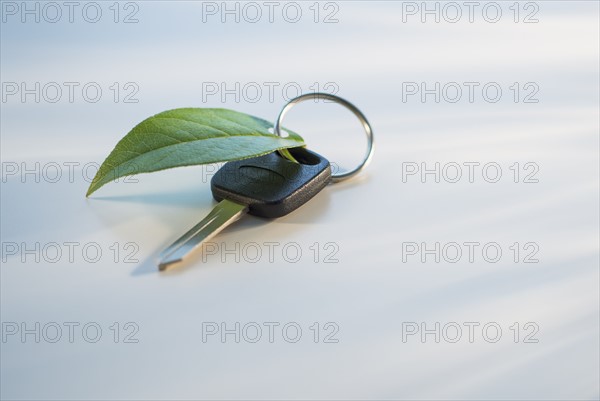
[273,93,374,183]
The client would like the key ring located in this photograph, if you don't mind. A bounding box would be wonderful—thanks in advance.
[273,93,375,183]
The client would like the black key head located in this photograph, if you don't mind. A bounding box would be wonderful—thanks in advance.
[211,148,331,218]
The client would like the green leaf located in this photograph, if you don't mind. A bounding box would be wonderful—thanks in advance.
[86,108,305,196]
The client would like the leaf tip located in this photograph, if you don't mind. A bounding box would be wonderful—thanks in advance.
[85,185,96,198]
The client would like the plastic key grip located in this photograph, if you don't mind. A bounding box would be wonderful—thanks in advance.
[211,148,331,218]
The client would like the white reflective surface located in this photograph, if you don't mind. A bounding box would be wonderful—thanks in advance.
[1,2,598,400]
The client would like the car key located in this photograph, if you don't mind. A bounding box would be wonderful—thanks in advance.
[158,148,331,270]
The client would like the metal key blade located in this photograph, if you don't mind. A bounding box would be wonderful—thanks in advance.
[158,199,248,270]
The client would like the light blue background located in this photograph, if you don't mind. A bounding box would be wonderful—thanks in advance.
[1,1,599,399]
